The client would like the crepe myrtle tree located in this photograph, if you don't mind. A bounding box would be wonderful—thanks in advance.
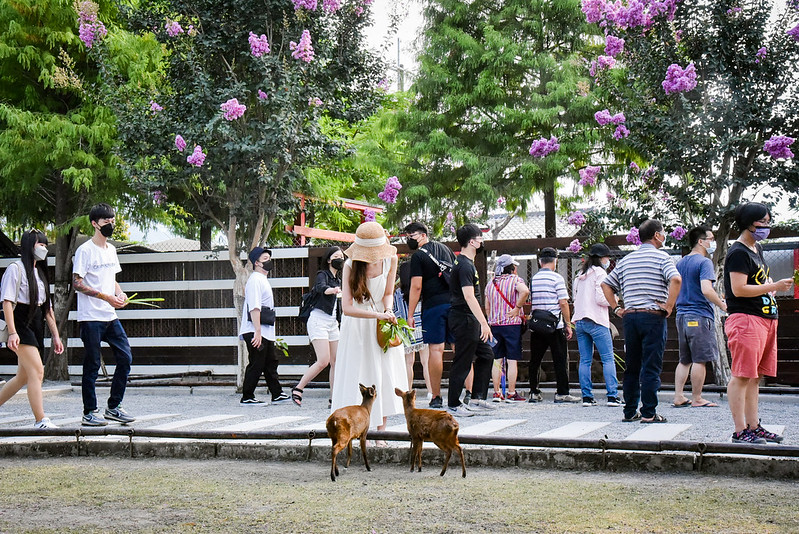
[93,0,385,385]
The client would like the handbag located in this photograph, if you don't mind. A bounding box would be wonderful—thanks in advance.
[250,306,276,326]
[297,291,317,323]
[0,262,24,344]
[371,296,401,350]
[527,308,561,335]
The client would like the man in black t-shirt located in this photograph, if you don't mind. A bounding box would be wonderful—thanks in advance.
[405,222,457,408]
[446,224,495,417]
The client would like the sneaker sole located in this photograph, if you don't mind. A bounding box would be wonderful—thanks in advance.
[81,420,108,427]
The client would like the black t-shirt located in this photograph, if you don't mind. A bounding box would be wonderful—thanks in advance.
[723,241,778,319]
[450,255,481,313]
[409,241,456,310]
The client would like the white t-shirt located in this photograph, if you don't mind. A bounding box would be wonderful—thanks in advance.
[0,261,46,305]
[73,239,122,322]
[238,271,276,341]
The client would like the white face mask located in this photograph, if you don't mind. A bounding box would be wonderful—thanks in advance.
[601,260,611,270]
[704,240,716,255]
[33,246,48,261]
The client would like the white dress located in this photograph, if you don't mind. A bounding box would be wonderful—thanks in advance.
[330,257,405,428]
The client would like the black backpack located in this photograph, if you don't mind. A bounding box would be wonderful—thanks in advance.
[298,291,317,323]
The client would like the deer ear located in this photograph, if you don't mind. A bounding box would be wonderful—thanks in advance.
[394,388,403,397]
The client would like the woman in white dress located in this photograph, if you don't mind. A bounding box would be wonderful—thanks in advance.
[330,221,405,433]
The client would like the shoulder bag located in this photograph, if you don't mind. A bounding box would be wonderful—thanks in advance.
[492,277,525,325]
[419,246,452,287]
[527,308,561,335]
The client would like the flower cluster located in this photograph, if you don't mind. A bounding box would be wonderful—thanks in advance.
[669,226,687,240]
[629,161,640,172]
[567,210,587,226]
[322,0,341,13]
[258,90,268,100]
[220,98,246,120]
[150,100,163,112]
[377,78,390,92]
[763,135,795,159]
[166,20,183,37]
[568,239,582,253]
[377,176,402,204]
[613,124,630,140]
[153,190,166,206]
[605,35,625,57]
[594,109,625,126]
[77,1,107,49]
[292,0,318,10]
[290,30,314,63]
[662,62,697,94]
[187,145,206,167]
[789,24,799,42]
[589,55,616,77]
[249,32,271,57]
[578,165,601,186]
[308,97,323,107]
[175,135,186,152]
[755,47,767,64]
[581,0,679,30]
[363,209,376,222]
[497,196,506,207]
[529,136,560,158]
[626,227,641,246]
[726,7,742,15]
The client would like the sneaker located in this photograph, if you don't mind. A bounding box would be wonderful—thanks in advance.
[240,398,267,405]
[554,394,581,403]
[751,424,784,444]
[429,396,443,409]
[34,417,58,429]
[732,428,767,444]
[528,392,543,403]
[447,404,475,417]
[104,405,136,423]
[462,391,472,405]
[469,399,497,412]
[81,410,108,427]
[607,397,625,407]
[426,392,433,401]
[582,397,598,406]
[492,392,505,403]
[505,392,527,403]
[272,392,291,402]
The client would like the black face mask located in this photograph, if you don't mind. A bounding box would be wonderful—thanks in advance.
[407,238,419,250]
[261,260,274,271]
[100,223,114,238]
[330,258,344,270]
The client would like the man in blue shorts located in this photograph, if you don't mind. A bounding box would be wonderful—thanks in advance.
[405,222,456,408]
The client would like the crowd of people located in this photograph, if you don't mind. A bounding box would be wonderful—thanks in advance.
[0,202,792,445]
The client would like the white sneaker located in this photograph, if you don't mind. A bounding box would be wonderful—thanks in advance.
[469,399,498,411]
[447,404,475,417]
[554,394,581,403]
[34,417,58,429]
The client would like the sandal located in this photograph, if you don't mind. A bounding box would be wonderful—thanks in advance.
[291,386,303,407]
[641,414,668,423]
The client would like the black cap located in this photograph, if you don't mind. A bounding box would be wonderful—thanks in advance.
[248,246,272,265]
[588,243,611,257]
[538,247,558,259]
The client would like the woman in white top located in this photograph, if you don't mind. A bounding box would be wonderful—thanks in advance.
[0,230,64,428]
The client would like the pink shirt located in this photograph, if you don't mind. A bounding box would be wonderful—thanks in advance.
[486,274,524,326]
[572,266,611,328]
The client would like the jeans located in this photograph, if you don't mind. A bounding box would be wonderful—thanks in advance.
[621,312,667,419]
[529,328,570,395]
[80,320,133,414]
[241,334,283,400]
[447,308,493,407]
[575,319,618,399]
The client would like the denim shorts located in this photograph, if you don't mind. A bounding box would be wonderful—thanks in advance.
[421,302,454,345]
[676,315,719,364]
[489,324,523,360]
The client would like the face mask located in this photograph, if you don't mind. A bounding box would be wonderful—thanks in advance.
[654,232,665,247]
[99,223,114,238]
[331,258,344,270]
[406,238,419,250]
[600,260,610,270]
[34,246,48,261]
[704,240,716,255]
[472,240,484,252]
[261,259,274,271]
[752,227,770,242]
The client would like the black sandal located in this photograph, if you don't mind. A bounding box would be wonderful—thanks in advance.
[291,387,303,407]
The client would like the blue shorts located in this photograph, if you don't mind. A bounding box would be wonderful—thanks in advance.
[490,324,523,360]
[421,302,454,345]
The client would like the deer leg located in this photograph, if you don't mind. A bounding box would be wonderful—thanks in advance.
[345,438,353,468]
[440,448,452,477]
[457,444,466,478]
[359,433,371,472]
[407,442,415,471]
[331,443,342,482]
[415,440,424,472]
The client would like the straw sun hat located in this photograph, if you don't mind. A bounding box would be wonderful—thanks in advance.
[344,221,397,263]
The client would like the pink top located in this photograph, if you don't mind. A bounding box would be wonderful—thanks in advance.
[486,274,524,326]
[572,266,611,328]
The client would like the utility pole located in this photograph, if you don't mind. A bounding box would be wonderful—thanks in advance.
[397,37,404,92]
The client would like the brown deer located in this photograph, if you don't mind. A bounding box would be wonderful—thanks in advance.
[325,383,377,482]
[394,388,466,477]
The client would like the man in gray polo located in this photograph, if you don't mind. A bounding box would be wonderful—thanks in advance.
[602,220,682,423]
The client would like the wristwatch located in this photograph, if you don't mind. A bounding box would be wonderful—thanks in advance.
[613,305,622,315]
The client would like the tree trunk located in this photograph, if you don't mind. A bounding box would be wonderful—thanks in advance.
[226,217,250,391]
[544,187,556,238]
[199,221,212,251]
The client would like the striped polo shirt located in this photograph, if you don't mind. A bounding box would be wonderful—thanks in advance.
[486,274,524,326]
[530,268,568,328]
[602,243,680,310]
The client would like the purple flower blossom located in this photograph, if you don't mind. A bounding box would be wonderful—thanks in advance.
[377,78,389,92]
[605,35,625,57]
[578,165,601,186]
[629,161,640,172]
[290,30,315,63]
[166,20,183,37]
[363,209,376,222]
[589,55,616,77]
[354,6,364,15]
[175,135,186,152]
[595,109,626,126]
[788,24,799,42]
[220,98,246,120]
[669,226,687,240]
[322,0,341,13]
[292,0,318,10]
[606,191,616,202]
[377,176,402,204]
[153,190,165,206]
[308,97,323,107]
[626,227,641,246]
[674,30,683,43]
[446,211,454,222]
[150,100,163,112]
[187,145,206,167]
[726,7,742,15]
[76,1,107,49]
[567,210,587,226]
[497,196,506,207]
[249,32,270,57]
[763,135,795,159]
[581,0,606,23]
[662,62,697,94]
[613,124,630,140]
[568,239,582,253]
[257,90,268,100]
[755,47,767,64]
[528,136,560,158]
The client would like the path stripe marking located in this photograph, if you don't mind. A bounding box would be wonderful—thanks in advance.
[214,416,309,432]
[459,419,527,436]
[148,414,242,431]
[624,423,691,441]
[536,421,611,439]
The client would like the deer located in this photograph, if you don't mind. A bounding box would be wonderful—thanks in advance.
[394,388,466,478]
[325,383,377,482]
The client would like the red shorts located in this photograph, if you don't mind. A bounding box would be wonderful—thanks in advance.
[725,313,778,379]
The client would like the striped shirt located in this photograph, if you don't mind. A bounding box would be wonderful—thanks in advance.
[602,244,680,310]
[530,268,568,328]
[486,274,524,326]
